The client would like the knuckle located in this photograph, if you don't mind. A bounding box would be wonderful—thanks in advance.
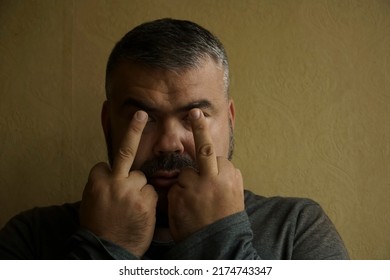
[129,122,144,135]
[94,161,108,169]
[133,198,154,214]
[144,185,158,200]
[129,170,145,178]
[89,162,108,178]
[130,171,147,186]
[235,168,243,178]
[83,179,105,199]
[117,146,136,160]
[198,143,214,157]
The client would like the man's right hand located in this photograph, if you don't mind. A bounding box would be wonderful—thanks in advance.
[79,111,157,258]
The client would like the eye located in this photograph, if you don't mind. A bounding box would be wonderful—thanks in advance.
[142,113,157,128]
[146,115,156,124]
[179,114,191,130]
[202,111,210,118]
[182,110,210,123]
[183,114,190,123]
[141,115,157,133]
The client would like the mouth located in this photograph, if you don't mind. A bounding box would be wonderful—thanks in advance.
[149,170,180,189]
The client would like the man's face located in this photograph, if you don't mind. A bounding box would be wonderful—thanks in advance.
[102,58,235,224]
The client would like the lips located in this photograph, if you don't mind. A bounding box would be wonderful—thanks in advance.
[149,170,180,189]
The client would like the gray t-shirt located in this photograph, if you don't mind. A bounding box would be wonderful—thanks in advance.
[0,190,349,259]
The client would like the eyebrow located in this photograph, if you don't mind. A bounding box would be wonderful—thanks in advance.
[179,100,214,112]
[122,97,214,113]
[122,97,157,112]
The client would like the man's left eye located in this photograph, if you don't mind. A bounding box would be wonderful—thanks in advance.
[146,116,156,123]
[203,112,210,118]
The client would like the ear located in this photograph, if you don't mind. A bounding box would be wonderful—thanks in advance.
[228,99,236,129]
[101,100,110,144]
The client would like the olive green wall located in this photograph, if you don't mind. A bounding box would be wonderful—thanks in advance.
[1,0,389,259]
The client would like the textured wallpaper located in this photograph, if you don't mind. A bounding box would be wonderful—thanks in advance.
[0,0,389,259]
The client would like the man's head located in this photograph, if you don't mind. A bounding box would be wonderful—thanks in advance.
[105,18,230,99]
[101,19,235,226]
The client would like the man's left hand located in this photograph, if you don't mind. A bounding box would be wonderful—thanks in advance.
[168,108,245,242]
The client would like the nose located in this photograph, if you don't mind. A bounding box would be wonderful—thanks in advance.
[153,120,185,156]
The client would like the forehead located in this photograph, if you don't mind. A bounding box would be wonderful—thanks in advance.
[108,58,226,108]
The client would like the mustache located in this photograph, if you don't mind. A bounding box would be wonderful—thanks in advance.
[139,153,198,178]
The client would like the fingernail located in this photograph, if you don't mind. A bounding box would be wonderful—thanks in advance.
[135,111,147,122]
[190,109,201,120]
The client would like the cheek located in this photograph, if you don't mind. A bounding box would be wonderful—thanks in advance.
[131,133,154,170]
[209,121,231,157]
[182,131,197,159]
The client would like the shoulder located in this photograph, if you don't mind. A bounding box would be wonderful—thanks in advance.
[11,202,80,226]
[1,201,81,240]
[244,189,321,217]
[243,190,331,242]
[0,202,81,259]
[243,190,349,259]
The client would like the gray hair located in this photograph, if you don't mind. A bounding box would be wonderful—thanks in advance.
[105,18,229,99]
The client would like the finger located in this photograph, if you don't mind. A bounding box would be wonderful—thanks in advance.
[88,162,111,181]
[127,170,148,189]
[141,184,158,200]
[177,167,198,187]
[112,110,148,177]
[84,162,111,198]
[189,109,218,176]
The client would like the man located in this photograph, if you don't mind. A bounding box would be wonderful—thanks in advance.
[0,18,349,259]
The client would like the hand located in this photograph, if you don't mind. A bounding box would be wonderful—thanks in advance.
[79,111,157,258]
[168,109,245,242]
